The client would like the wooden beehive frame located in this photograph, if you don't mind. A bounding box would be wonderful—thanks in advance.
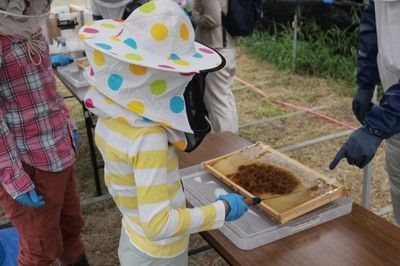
[203,142,349,223]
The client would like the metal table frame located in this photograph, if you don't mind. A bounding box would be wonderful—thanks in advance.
[54,66,103,196]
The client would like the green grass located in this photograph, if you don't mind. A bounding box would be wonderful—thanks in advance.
[287,91,318,105]
[259,101,289,117]
[239,13,360,97]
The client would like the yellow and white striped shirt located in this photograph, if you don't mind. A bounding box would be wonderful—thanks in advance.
[95,117,226,258]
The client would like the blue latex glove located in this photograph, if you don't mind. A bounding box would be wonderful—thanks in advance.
[15,189,45,207]
[329,127,383,169]
[50,54,74,68]
[216,193,249,221]
[352,87,374,124]
[72,128,80,150]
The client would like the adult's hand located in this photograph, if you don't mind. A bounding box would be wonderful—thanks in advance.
[216,193,249,221]
[50,54,73,68]
[352,87,374,124]
[15,188,45,207]
[329,127,383,169]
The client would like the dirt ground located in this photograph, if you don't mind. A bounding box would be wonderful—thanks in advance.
[51,46,393,265]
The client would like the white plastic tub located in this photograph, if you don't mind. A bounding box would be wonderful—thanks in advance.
[180,164,353,250]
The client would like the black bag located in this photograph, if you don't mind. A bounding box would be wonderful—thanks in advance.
[222,0,265,37]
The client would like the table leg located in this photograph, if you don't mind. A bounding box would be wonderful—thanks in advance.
[83,106,103,196]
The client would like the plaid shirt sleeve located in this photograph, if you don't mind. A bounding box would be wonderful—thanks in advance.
[0,108,34,199]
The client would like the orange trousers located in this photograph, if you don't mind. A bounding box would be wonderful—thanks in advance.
[0,163,85,266]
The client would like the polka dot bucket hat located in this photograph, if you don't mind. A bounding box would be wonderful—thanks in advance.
[79,0,223,73]
[79,0,224,133]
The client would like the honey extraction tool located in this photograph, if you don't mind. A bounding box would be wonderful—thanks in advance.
[244,177,338,205]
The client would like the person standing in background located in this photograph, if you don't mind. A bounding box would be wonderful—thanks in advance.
[90,0,188,21]
[189,0,239,133]
[329,0,400,225]
[0,1,88,265]
[90,0,146,20]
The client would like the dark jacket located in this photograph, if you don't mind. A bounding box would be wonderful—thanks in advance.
[358,0,400,139]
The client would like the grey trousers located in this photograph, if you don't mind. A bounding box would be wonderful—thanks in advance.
[377,54,400,225]
[203,46,239,133]
[385,133,400,224]
[118,226,188,266]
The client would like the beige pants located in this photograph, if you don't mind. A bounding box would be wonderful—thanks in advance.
[378,73,400,225]
[118,226,188,266]
[203,46,239,133]
[375,1,400,223]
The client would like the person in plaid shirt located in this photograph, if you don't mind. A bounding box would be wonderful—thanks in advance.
[0,1,88,265]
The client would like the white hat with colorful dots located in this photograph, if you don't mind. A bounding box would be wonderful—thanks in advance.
[79,0,223,73]
[79,0,223,135]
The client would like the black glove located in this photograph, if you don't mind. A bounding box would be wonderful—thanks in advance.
[352,87,375,124]
[329,127,383,169]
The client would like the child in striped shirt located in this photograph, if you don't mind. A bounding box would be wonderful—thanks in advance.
[80,0,249,264]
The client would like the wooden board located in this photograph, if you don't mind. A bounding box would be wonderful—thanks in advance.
[203,142,349,223]
[76,58,90,70]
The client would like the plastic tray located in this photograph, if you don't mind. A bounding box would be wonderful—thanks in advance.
[180,164,353,250]
[57,62,90,89]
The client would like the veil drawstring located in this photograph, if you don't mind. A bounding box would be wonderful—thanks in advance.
[2,31,47,66]
[25,34,47,65]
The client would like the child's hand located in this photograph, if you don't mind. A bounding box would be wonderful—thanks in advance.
[216,193,249,221]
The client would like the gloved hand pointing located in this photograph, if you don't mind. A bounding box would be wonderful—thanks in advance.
[329,127,383,170]
[216,193,249,221]
[15,188,45,207]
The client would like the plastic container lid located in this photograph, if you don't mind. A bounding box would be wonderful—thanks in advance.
[57,62,90,89]
[180,164,353,250]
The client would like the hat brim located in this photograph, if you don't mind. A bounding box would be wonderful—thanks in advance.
[0,9,49,18]
[79,19,224,73]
